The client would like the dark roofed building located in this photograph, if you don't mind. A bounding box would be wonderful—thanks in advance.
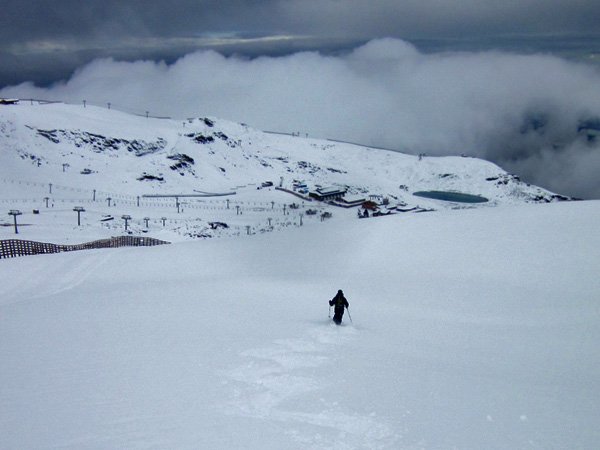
[309,186,347,201]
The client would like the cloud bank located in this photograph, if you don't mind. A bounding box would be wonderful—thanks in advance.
[2,38,599,198]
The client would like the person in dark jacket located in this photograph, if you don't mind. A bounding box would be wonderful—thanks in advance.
[329,289,349,325]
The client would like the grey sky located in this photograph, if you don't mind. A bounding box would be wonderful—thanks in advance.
[2,1,600,87]
[3,1,600,43]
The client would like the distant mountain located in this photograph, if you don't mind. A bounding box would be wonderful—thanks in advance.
[0,101,572,242]
[0,102,570,203]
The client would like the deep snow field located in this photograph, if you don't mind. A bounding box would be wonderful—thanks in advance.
[1,199,599,449]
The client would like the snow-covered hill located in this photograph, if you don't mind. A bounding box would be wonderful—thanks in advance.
[1,200,598,449]
[0,101,570,243]
[1,101,598,449]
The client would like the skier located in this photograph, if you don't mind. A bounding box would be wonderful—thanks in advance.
[329,289,349,325]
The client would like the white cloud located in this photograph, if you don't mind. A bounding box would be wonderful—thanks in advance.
[3,38,599,198]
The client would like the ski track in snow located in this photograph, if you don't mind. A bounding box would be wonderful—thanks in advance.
[221,322,401,449]
[1,249,117,305]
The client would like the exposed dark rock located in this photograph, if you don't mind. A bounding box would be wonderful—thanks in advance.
[186,133,214,144]
[137,173,164,182]
[36,129,60,143]
[167,153,195,172]
[35,128,166,156]
[551,194,572,201]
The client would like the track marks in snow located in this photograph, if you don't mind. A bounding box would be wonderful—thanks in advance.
[0,249,116,305]
[222,324,400,449]
[36,250,117,299]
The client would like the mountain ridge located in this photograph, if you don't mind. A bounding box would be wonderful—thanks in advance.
[0,101,572,242]
[1,101,569,200]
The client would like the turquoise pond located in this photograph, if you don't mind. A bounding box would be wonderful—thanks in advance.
[413,191,489,203]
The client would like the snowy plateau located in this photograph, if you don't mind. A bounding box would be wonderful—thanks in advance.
[0,102,599,449]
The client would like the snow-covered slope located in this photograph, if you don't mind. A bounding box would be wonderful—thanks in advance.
[1,101,598,448]
[2,101,568,200]
[0,102,571,242]
[1,200,598,449]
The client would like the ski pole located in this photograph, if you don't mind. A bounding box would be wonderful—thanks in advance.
[328,305,332,319]
[346,306,353,323]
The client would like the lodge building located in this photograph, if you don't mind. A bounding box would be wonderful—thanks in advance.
[309,186,347,201]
